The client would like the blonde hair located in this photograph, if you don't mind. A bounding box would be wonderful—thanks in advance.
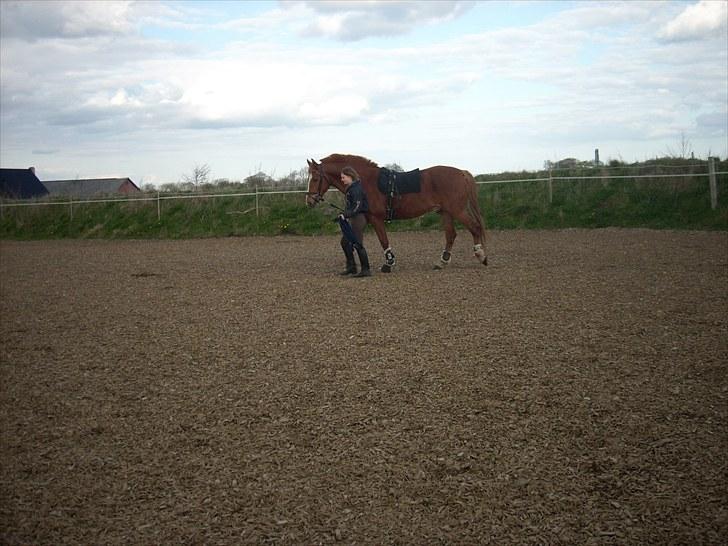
[341,166,360,181]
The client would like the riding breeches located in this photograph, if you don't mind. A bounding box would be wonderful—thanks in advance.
[342,213,367,249]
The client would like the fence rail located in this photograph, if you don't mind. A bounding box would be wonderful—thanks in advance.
[0,188,309,208]
[477,172,724,184]
[1,168,725,213]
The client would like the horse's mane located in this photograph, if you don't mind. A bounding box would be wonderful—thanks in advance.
[320,154,379,168]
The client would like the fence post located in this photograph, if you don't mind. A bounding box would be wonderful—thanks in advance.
[255,184,259,218]
[708,157,717,210]
[157,191,161,221]
[70,196,73,220]
[548,169,553,205]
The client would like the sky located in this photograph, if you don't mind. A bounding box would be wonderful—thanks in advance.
[1,0,726,186]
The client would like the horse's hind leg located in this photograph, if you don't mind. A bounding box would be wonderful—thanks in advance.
[434,212,457,269]
[453,208,487,266]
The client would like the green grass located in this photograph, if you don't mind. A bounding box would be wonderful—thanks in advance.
[475,175,727,231]
[1,168,726,239]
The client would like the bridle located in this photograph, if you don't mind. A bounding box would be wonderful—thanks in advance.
[306,163,330,205]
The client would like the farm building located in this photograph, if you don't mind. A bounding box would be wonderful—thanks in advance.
[0,167,49,199]
[42,177,141,198]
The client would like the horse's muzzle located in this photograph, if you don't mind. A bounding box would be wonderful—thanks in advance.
[306,193,322,208]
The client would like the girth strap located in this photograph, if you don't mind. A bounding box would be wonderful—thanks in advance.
[385,171,397,222]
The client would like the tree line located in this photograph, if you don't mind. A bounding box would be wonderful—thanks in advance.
[144,163,406,193]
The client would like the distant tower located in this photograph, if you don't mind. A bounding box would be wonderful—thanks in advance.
[594,149,600,166]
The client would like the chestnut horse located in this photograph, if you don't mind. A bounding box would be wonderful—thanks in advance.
[306,154,487,272]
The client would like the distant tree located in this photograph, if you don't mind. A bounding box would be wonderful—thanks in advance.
[245,171,274,187]
[141,183,156,193]
[212,178,245,190]
[384,163,404,172]
[276,168,308,188]
[159,182,179,193]
[665,132,693,159]
[181,164,211,187]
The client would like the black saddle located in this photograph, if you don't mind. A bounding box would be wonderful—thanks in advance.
[377,168,421,221]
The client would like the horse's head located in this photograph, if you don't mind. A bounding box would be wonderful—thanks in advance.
[305,158,333,208]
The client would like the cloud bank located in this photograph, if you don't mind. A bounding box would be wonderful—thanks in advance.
[1,0,726,182]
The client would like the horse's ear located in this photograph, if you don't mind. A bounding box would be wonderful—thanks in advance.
[307,159,312,166]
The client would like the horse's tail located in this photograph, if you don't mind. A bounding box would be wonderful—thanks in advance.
[463,170,487,246]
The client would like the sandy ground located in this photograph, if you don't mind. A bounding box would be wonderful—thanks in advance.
[1,229,727,545]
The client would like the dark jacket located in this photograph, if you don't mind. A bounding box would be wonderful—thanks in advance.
[344,180,369,218]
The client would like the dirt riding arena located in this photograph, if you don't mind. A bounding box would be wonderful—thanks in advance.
[1,229,726,544]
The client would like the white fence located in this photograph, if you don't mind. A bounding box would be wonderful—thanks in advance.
[0,187,310,221]
[1,160,725,218]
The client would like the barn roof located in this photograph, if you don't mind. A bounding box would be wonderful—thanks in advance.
[42,178,140,197]
[0,168,49,199]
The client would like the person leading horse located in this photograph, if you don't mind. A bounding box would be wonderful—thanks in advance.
[337,166,371,277]
[307,154,487,272]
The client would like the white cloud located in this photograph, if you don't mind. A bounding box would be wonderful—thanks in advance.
[546,1,654,30]
[175,59,368,127]
[658,0,728,42]
[0,0,135,40]
[288,0,474,41]
[219,6,296,33]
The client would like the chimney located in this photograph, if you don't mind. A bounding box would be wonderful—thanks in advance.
[594,149,600,166]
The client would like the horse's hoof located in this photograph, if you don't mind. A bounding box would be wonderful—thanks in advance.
[381,264,392,273]
[483,257,488,266]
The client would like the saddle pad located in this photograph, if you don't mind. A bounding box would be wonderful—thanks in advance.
[377,168,421,195]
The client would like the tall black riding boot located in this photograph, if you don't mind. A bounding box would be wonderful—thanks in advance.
[354,246,372,277]
[340,240,357,275]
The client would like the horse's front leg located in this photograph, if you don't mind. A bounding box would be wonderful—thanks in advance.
[434,211,457,269]
[369,216,396,273]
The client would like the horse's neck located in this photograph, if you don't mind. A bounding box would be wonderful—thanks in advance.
[360,167,380,193]
[325,163,379,193]
[328,172,345,193]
